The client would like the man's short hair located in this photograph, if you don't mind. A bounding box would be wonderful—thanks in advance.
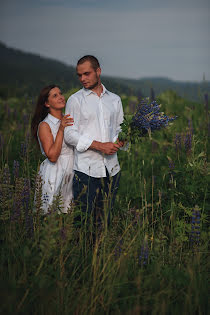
[77,55,100,71]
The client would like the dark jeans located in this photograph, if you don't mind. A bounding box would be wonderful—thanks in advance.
[73,169,121,228]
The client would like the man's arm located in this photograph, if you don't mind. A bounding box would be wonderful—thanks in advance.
[90,141,120,155]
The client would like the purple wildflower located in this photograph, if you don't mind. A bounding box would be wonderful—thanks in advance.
[22,178,31,210]
[11,194,21,222]
[174,133,182,152]
[3,165,10,185]
[139,237,149,266]
[20,142,27,157]
[118,99,177,142]
[184,132,192,153]
[23,114,30,129]
[114,238,123,259]
[190,207,201,250]
[13,160,20,179]
[0,133,4,151]
[169,159,175,171]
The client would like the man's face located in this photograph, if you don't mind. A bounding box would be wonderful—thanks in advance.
[76,61,101,90]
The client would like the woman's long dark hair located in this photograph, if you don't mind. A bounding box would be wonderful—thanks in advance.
[31,84,58,143]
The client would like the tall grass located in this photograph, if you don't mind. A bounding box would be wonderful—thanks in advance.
[0,91,209,314]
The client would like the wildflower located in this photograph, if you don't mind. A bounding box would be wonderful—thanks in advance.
[118,98,177,143]
[190,206,201,250]
[22,178,31,209]
[168,159,175,171]
[20,142,27,157]
[0,133,4,151]
[114,238,123,259]
[23,114,30,129]
[3,165,10,185]
[174,133,182,152]
[184,132,192,153]
[139,236,149,266]
[13,160,20,179]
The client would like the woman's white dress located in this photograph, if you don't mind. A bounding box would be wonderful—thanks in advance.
[37,113,74,214]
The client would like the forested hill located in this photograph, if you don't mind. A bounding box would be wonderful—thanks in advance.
[0,42,132,98]
[0,42,209,101]
[0,42,77,98]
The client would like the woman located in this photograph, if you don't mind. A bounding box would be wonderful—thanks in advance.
[31,85,74,214]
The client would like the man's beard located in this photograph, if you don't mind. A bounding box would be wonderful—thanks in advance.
[86,79,99,90]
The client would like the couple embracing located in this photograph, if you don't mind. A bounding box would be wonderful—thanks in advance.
[31,55,125,227]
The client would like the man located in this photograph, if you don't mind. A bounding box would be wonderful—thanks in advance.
[64,55,124,228]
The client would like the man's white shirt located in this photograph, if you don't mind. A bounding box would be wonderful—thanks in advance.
[64,85,124,178]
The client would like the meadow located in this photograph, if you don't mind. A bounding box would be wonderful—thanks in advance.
[0,89,209,314]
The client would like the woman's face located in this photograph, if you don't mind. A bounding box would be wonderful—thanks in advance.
[45,87,65,110]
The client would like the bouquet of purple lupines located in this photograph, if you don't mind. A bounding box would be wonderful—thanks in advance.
[118,98,177,143]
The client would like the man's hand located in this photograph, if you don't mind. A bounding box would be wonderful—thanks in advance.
[116,138,125,147]
[90,141,120,155]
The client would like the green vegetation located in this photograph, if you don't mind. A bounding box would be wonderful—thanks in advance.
[0,88,209,314]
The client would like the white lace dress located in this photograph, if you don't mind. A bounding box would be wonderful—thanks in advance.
[36,113,74,214]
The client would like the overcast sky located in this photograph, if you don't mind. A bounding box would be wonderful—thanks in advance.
[0,0,209,81]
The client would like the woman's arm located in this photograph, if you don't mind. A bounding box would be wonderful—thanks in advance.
[38,115,73,163]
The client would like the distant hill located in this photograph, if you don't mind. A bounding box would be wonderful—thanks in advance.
[115,77,210,103]
[0,42,209,101]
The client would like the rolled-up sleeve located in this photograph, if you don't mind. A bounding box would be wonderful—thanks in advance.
[64,96,93,152]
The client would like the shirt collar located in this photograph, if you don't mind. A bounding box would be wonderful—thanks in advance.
[47,113,60,125]
[83,84,108,97]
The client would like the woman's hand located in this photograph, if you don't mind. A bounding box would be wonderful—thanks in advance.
[59,114,74,131]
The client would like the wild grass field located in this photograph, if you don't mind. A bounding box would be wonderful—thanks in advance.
[0,89,209,314]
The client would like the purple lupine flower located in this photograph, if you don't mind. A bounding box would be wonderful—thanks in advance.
[0,133,4,151]
[174,133,182,152]
[13,160,20,179]
[25,213,34,238]
[23,114,30,129]
[169,159,175,171]
[22,178,31,210]
[114,238,123,259]
[132,99,177,133]
[184,132,192,153]
[3,165,10,185]
[20,142,27,157]
[139,237,149,266]
[118,98,177,142]
[11,194,22,222]
[190,207,201,250]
